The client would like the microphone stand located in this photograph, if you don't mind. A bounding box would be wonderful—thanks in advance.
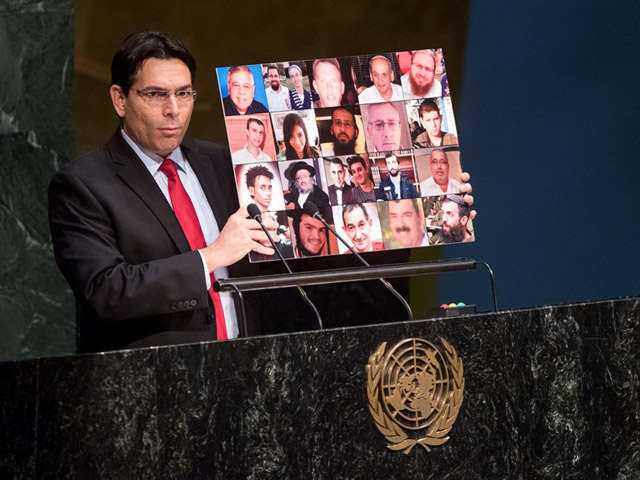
[302,201,415,321]
[247,204,324,330]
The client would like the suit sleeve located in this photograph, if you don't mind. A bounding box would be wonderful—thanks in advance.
[48,168,210,322]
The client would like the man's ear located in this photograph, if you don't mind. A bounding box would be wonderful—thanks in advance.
[110,85,127,118]
[461,215,469,227]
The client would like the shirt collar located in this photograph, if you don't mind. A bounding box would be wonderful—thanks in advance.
[120,128,187,174]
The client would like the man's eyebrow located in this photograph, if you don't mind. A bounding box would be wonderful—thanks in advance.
[140,84,193,91]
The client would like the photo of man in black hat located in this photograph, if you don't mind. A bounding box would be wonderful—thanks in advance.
[283,160,330,211]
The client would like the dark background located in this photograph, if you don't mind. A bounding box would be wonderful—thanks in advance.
[1,0,638,360]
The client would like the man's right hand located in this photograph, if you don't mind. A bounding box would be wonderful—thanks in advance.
[200,206,277,272]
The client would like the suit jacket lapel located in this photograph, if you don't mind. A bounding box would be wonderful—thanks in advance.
[107,131,192,253]
[182,142,234,230]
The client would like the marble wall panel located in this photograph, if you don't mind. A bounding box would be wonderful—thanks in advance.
[0,0,75,361]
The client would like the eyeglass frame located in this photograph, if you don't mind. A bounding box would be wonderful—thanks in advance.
[135,89,197,105]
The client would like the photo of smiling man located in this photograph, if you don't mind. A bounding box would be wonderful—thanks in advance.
[380,198,429,249]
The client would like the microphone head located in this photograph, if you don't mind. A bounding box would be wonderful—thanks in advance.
[247,203,262,220]
[302,201,320,219]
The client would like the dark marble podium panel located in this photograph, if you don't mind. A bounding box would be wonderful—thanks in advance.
[1,297,639,479]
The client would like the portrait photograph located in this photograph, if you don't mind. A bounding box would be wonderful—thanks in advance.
[315,105,366,156]
[352,53,404,104]
[284,61,313,110]
[331,202,384,254]
[226,114,277,165]
[406,96,458,148]
[320,155,355,206]
[370,151,419,201]
[422,194,475,245]
[261,63,293,113]
[397,49,451,101]
[360,101,412,153]
[234,162,286,212]
[217,64,269,116]
[307,57,359,109]
[288,209,339,259]
[271,109,321,160]
[378,198,428,250]
[414,146,463,197]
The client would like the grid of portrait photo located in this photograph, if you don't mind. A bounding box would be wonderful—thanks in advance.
[216,49,475,262]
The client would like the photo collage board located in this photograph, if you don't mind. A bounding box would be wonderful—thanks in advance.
[216,49,474,262]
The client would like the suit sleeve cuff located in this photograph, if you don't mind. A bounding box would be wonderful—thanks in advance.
[198,250,211,289]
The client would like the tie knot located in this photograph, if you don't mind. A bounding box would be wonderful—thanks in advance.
[159,158,178,178]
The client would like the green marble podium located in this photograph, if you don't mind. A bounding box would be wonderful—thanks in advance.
[2,296,639,479]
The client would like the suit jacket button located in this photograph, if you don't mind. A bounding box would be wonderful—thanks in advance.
[205,314,215,325]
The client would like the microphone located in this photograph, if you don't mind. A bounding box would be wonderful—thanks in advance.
[381,185,394,201]
[302,201,414,321]
[247,203,324,329]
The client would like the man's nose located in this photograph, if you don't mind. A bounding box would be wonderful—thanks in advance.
[164,95,180,115]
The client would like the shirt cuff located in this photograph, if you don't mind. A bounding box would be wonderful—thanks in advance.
[198,250,211,289]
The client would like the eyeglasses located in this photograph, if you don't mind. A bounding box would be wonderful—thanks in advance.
[296,173,311,181]
[430,159,449,166]
[368,120,400,131]
[135,89,197,105]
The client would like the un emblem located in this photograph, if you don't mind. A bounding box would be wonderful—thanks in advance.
[366,338,464,454]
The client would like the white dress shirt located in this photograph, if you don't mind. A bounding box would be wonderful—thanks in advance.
[121,129,239,339]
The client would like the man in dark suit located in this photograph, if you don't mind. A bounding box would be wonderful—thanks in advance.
[48,32,276,353]
[283,161,330,211]
[326,158,352,206]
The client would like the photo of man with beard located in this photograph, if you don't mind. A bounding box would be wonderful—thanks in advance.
[437,195,473,244]
[317,106,365,156]
[264,64,291,111]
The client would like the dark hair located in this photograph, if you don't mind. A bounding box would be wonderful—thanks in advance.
[329,157,345,168]
[267,64,279,74]
[388,198,422,218]
[444,197,470,219]
[283,113,317,160]
[347,155,367,172]
[418,98,441,118]
[331,106,355,122]
[342,203,369,223]
[111,32,197,95]
[245,165,274,190]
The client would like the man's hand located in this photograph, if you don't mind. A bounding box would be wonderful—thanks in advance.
[200,206,277,272]
[459,172,476,220]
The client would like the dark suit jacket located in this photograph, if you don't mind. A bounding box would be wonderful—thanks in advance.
[48,131,254,352]
[328,183,352,206]
[284,186,330,212]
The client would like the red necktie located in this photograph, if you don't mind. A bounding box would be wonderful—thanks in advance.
[159,158,227,340]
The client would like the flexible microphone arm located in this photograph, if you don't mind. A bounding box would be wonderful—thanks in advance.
[302,201,414,321]
[247,204,324,330]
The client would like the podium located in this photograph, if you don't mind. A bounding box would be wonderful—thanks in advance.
[2,296,639,478]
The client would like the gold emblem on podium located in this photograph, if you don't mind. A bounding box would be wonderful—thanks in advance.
[366,337,464,454]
